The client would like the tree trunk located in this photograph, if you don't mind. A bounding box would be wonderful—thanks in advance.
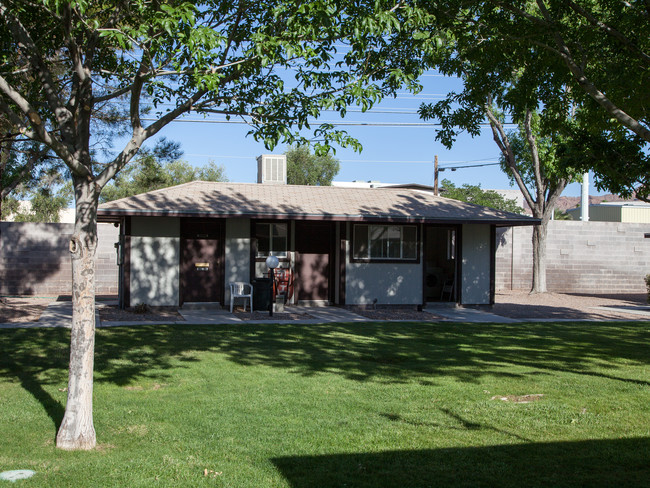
[56,178,99,450]
[531,216,549,294]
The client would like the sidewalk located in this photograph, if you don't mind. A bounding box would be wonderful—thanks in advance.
[1,298,649,329]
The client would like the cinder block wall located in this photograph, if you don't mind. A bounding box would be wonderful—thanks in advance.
[496,221,650,293]
[0,222,119,296]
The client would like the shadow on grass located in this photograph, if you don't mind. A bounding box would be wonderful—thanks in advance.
[92,321,649,387]
[0,321,649,434]
[0,329,70,434]
[271,437,650,488]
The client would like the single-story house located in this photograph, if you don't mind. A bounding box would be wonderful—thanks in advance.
[98,155,538,309]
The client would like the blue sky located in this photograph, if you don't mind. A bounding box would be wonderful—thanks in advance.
[140,71,601,198]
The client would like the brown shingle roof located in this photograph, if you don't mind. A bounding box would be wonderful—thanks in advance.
[98,181,538,226]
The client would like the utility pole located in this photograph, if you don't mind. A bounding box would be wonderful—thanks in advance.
[434,155,439,196]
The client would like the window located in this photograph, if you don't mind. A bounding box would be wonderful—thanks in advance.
[255,222,288,258]
[353,224,418,261]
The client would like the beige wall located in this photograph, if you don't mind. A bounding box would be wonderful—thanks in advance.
[496,221,649,293]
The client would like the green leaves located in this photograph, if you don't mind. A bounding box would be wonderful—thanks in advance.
[285,144,340,186]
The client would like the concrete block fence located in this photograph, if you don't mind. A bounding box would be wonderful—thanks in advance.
[0,222,119,296]
[2,220,648,297]
[496,221,650,294]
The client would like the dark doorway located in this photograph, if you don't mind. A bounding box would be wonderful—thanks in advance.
[295,221,333,303]
[180,219,224,304]
[424,225,458,302]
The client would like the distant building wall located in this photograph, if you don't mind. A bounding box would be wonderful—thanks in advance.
[496,221,649,293]
[0,222,119,296]
[566,204,650,223]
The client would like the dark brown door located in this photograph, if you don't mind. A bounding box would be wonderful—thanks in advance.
[295,221,333,302]
[181,220,223,304]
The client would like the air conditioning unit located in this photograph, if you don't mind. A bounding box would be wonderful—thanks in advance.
[257,154,287,185]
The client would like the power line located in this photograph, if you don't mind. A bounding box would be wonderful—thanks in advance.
[141,117,515,128]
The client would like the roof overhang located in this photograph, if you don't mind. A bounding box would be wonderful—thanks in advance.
[97,208,540,227]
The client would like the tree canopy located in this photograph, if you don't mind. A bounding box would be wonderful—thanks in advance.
[416,0,649,199]
[0,0,434,450]
[285,145,339,186]
[441,179,523,214]
[100,139,227,202]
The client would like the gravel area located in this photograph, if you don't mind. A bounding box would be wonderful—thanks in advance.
[354,309,442,321]
[233,310,314,321]
[0,296,54,323]
[98,304,184,322]
[492,290,649,320]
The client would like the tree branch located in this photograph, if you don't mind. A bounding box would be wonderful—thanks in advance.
[523,109,546,207]
[0,2,71,128]
[0,76,90,178]
[484,101,537,212]
[535,0,650,143]
[565,0,650,64]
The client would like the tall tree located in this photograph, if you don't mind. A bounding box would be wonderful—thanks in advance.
[440,179,523,214]
[415,0,649,199]
[285,144,339,186]
[101,139,227,202]
[0,0,431,449]
[486,108,578,292]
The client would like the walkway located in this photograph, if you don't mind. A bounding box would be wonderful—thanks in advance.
[1,297,649,329]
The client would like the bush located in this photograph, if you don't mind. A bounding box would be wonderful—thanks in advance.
[646,275,650,303]
[132,303,150,314]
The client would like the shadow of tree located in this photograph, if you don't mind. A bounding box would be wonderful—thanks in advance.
[0,222,70,296]
[491,293,649,320]
[271,437,650,487]
[1,320,648,439]
[0,328,69,436]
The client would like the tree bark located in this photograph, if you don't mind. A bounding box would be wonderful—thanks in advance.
[531,214,549,293]
[56,178,99,450]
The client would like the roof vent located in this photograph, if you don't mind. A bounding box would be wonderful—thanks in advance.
[257,154,287,185]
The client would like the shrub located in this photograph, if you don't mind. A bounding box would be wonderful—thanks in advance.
[645,275,650,303]
[132,303,150,314]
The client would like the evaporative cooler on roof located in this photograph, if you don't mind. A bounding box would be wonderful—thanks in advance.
[257,154,287,184]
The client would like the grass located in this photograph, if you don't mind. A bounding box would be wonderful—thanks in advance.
[0,320,649,487]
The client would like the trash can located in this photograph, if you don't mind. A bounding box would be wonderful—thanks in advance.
[252,278,272,311]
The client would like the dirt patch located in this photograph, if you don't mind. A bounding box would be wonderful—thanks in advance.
[491,394,544,404]
[0,296,54,323]
[98,304,184,322]
[492,290,649,320]
[355,309,441,321]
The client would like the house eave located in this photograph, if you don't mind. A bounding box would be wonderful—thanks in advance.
[97,208,540,226]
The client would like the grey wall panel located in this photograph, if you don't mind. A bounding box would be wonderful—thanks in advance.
[129,236,180,306]
[461,224,491,305]
[224,219,251,305]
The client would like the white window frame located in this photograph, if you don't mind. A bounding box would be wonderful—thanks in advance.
[352,224,418,261]
[255,222,288,258]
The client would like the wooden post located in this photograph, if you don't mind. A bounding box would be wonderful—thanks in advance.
[434,155,439,196]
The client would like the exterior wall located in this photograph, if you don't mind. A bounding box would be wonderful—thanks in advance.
[0,222,119,296]
[567,205,650,223]
[460,224,492,305]
[129,217,180,306]
[224,218,251,306]
[344,223,423,305]
[496,221,649,293]
[567,205,623,222]
[621,206,650,223]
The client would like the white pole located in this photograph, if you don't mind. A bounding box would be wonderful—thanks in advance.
[581,172,589,221]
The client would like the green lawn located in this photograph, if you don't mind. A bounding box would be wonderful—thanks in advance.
[1,321,649,487]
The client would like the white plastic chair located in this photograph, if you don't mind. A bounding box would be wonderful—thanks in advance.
[229,282,253,314]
